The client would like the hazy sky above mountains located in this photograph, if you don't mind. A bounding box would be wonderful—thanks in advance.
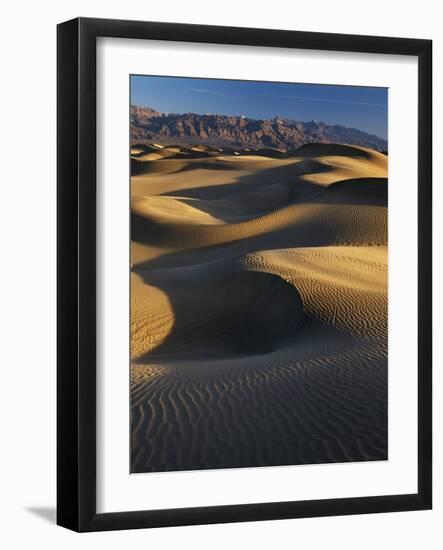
[131,75,388,140]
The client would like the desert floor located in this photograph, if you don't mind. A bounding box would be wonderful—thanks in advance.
[130,142,388,473]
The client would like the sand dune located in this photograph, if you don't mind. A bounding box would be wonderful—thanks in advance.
[130,143,388,473]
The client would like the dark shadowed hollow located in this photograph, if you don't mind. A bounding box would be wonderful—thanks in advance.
[134,271,304,360]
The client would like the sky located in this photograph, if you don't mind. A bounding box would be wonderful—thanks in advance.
[131,75,388,140]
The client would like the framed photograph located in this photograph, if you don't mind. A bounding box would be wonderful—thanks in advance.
[57,17,432,531]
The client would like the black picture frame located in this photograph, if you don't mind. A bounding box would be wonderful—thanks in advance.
[57,17,432,532]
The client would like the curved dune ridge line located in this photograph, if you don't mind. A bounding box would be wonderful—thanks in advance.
[130,142,388,472]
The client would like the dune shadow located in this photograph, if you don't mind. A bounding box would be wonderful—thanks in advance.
[313,177,387,206]
[132,222,323,270]
[133,269,304,363]
[170,160,241,174]
[291,143,372,158]
[158,158,329,201]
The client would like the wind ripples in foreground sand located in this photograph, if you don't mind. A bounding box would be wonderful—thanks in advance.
[130,143,388,472]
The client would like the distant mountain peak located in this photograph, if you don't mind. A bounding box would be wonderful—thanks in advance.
[130,105,387,152]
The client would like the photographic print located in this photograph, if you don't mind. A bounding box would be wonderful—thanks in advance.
[130,75,388,474]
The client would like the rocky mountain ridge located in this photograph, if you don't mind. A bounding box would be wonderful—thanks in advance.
[130,105,387,151]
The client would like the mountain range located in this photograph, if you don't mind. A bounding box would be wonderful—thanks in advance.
[130,105,387,152]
